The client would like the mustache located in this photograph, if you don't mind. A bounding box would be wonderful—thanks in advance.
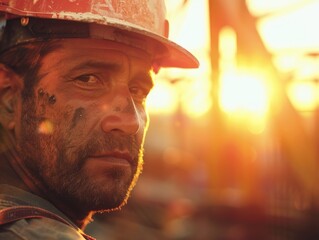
[74,131,141,167]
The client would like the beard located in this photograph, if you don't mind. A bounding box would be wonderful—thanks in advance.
[45,131,144,213]
[19,101,145,213]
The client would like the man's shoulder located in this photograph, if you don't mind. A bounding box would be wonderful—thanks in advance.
[0,216,85,240]
[0,185,89,240]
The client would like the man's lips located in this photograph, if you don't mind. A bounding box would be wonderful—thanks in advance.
[88,152,134,167]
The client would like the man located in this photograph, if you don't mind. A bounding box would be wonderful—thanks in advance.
[0,0,198,239]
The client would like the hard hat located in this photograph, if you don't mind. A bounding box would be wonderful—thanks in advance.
[0,0,199,69]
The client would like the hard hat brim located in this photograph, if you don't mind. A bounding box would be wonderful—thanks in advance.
[105,20,199,69]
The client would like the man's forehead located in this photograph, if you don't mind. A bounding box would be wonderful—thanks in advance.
[39,39,153,76]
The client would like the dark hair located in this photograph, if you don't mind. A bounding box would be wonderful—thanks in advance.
[0,40,61,100]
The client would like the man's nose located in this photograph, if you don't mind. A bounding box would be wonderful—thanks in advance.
[100,92,141,135]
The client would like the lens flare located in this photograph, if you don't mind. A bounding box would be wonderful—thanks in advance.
[38,120,54,134]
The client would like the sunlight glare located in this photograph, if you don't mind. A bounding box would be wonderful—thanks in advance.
[38,120,54,134]
[181,74,213,118]
[147,0,212,118]
[287,81,318,112]
[256,1,319,54]
[219,26,237,61]
[273,54,299,73]
[220,70,269,116]
[166,0,209,50]
[147,81,178,114]
[246,0,303,16]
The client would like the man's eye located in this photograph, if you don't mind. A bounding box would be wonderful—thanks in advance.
[130,86,149,102]
[74,74,99,84]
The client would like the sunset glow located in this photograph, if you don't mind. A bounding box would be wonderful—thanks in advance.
[220,70,269,116]
[148,0,319,120]
[287,81,318,111]
[147,0,211,118]
[146,81,178,114]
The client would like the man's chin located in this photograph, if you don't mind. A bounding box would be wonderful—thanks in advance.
[84,185,133,213]
[92,195,130,213]
[73,173,137,212]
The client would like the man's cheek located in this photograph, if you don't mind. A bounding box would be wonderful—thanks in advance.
[58,105,90,147]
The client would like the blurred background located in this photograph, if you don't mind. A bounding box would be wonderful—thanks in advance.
[87,0,319,239]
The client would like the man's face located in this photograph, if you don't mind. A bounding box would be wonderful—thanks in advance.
[17,39,154,212]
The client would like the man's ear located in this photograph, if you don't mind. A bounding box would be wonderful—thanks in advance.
[0,64,23,130]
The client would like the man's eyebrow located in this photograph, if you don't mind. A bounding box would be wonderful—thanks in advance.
[39,60,121,79]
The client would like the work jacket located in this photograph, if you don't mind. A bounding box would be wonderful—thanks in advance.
[0,184,94,240]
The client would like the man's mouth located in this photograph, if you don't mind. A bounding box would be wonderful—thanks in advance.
[88,152,134,167]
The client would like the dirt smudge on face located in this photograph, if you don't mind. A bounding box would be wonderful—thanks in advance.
[71,107,85,129]
[48,95,56,104]
[37,88,57,115]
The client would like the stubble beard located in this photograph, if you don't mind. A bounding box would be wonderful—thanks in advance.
[19,99,145,213]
